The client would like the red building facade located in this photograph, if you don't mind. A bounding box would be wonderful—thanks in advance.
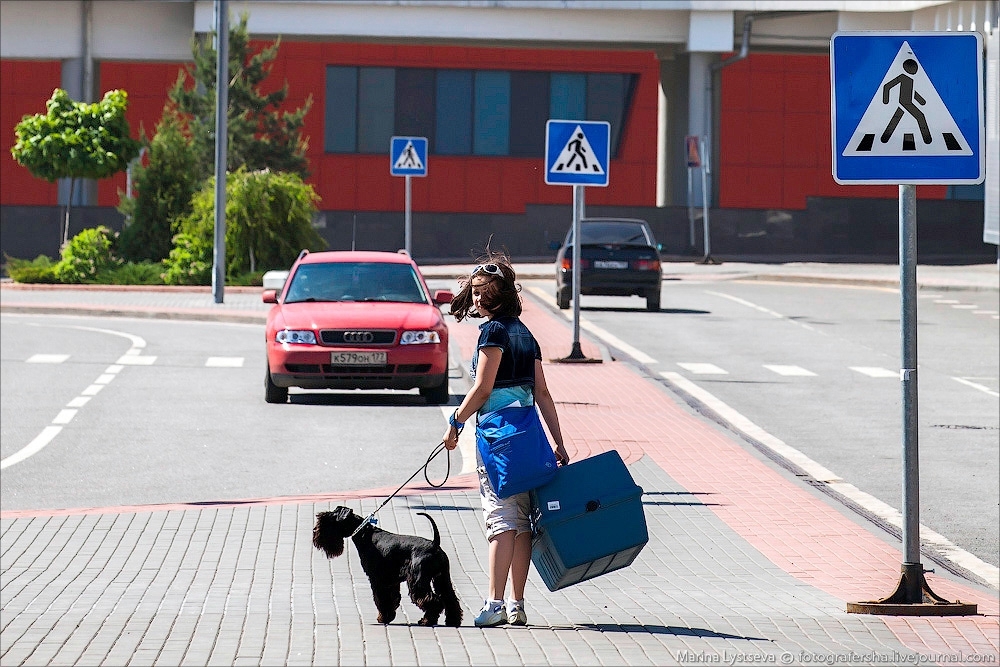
[2,42,947,215]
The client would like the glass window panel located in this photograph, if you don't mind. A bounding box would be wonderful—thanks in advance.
[435,70,472,155]
[550,72,586,120]
[325,66,357,153]
[395,68,435,142]
[509,71,549,157]
[587,73,635,157]
[474,71,510,156]
[358,67,395,154]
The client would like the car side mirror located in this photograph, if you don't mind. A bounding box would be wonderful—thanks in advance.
[656,243,663,252]
[262,289,278,304]
[433,290,454,305]
[548,240,561,251]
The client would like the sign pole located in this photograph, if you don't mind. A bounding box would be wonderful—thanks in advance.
[846,185,975,616]
[831,31,982,616]
[211,0,228,304]
[404,174,412,255]
[699,137,719,265]
[567,185,585,359]
[389,136,427,255]
[899,183,920,576]
[545,119,608,364]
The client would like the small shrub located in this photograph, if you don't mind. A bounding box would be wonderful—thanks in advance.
[161,232,212,285]
[103,261,164,285]
[4,254,60,283]
[53,226,122,283]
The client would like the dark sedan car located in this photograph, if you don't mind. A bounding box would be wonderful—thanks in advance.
[555,218,663,311]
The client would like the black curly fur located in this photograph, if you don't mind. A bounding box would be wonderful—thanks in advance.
[312,506,463,627]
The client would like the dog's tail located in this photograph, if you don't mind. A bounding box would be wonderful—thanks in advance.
[416,512,441,547]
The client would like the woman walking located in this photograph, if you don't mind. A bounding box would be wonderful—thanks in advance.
[442,252,569,627]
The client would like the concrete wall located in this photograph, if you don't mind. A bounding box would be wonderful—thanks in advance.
[3,199,992,270]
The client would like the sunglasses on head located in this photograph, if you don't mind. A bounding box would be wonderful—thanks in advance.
[472,263,503,277]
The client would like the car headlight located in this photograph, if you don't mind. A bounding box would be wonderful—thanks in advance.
[400,330,441,345]
[275,329,317,344]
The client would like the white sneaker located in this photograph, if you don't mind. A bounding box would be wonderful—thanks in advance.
[474,599,507,627]
[507,599,527,626]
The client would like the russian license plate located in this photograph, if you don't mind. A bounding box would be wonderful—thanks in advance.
[331,351,387,365]
[594,260,628,269]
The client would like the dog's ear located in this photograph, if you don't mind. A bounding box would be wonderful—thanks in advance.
[313,511,346,559]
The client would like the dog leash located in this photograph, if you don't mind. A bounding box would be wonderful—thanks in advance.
[350,438,455,538]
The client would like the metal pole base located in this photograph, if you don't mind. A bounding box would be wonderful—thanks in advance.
[552,342,603,364]
[698,255,722,265]
[847,563,978,616]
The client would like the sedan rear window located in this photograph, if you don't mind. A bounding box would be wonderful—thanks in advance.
[573,222,652,246]
[284,262,427,304]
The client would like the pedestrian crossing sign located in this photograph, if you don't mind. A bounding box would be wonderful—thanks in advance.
[831,32,984,185]
[390,136,427,177]
[545,120,610,186]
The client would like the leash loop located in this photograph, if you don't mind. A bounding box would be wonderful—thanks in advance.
[350,440,454,538]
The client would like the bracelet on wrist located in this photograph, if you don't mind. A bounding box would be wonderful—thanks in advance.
[449,411,465,430]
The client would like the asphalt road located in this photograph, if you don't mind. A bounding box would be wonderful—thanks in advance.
[520,277,999,570]
[1,277,996,572]
[0,314,461,510]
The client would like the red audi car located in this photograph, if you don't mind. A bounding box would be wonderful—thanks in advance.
[262,250,453,404]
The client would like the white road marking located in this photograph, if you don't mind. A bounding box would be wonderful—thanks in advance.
[52,409,77,425]
[660,370,1000,589]
[973,310,997,315]
[0,426,62,470]
[933,299,959,304]
[952,376,999,397]
[677,362,728,375]
[206,356,244,367]
[850,366,900,378]
[2,325,150,470]
[951,304,978,309]
[706,290,822,334]
[26,354,69,364]
[527,286,657,364]
[116,352,157,365]
[763,364,817,377]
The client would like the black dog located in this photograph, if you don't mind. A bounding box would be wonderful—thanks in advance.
[312,506,463,627]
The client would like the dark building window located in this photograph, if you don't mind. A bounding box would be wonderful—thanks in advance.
[325,66,636,158]
[435,70,473,155]
[510,70,549,157]
[474,71,510,156]
[358,67,395,154]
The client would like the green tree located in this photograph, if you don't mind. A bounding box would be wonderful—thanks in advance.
[163,167,325,285]
[170,12,312,181]
[117,105,200,262]
[10,88,141,247]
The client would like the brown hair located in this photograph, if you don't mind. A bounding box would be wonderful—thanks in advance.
[449,250,522,322]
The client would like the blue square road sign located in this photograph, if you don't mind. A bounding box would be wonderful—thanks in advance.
[390,136,428,177]
[545,120,610,186]
[831,32,984,185]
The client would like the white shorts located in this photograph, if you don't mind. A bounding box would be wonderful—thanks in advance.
[477,462,532,541]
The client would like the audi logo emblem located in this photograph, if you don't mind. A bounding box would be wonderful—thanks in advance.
[342,331,375,343]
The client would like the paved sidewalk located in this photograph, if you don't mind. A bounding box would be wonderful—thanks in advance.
[1,264,998,666]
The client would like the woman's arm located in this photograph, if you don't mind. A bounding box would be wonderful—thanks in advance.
[442,346,502,450]
[533,359,569,465]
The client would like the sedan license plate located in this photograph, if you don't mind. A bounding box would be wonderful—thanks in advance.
[594,260,629,269]
[331,351,387,366]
